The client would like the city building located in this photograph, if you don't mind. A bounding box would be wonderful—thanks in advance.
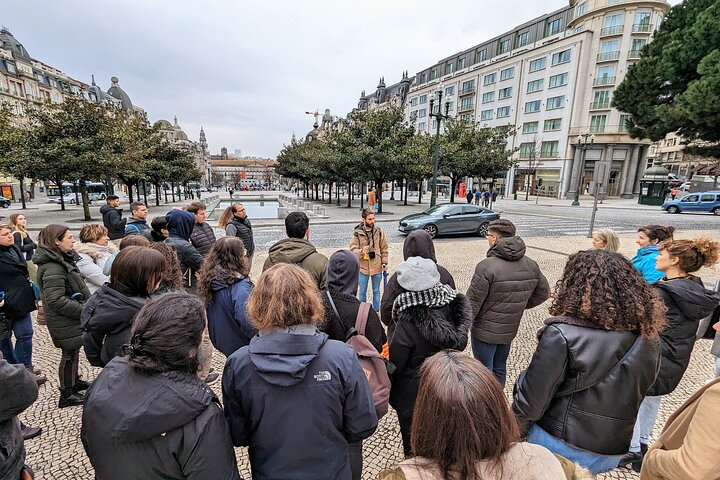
[401,0,671,198]
[209,147,279,187]
[646,132,719,183]
[356,72,414,112]
[153,117,211,186]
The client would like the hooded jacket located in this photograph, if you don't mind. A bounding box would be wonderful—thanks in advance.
[75,242,115,294]
[81,356,240,480]
[262,238,328,290]
[466,236,550,344]
[389,294,472,423]
[512,316,661,456]
[81,285,146,367]
[222,330,378,480]
[205,267,254,357]
[100,204,126,240]
[165,209,204,289]
[649,277,720,396]
[632,245,664,283]
[33,246,91,350]
[190,222,216,257]
[0,359,38,480]
[0,244,36,319]
[380,230,456,331]
[322,250,386,351]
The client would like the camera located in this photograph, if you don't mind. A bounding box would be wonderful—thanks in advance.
[368,249,376,260]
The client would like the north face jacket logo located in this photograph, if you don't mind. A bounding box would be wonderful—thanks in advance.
[314,371,331,382]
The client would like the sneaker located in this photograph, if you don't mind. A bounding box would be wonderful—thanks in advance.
[209,367,215,374]
[204,372,220,385]
[73,378,91,392]
[20,424,42,441]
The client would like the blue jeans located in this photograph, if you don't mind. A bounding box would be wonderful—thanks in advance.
[358,273,382,312]
[629,395,662,453]
[527,424,622,475]
[471,337,511,386]
[0,313,33,367]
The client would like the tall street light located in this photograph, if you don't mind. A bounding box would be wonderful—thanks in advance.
[571,131,595,206]
[429,90,451,207]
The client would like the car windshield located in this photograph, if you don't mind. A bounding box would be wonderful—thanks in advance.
[423,205,452,216]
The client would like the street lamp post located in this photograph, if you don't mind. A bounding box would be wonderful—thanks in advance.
[429,90,451,207]
[571,131,595,206]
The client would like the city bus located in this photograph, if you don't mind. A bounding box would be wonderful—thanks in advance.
[46,182,108,202]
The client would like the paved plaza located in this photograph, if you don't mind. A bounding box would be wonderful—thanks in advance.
[19,226,720,479]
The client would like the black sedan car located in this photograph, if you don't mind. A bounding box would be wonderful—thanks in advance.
[398,203,500,238]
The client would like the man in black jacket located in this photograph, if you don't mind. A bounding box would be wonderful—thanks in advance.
[466,219,549,386]
[100,196,126,241]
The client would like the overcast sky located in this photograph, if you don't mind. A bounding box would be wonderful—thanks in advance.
[4,0,681,158]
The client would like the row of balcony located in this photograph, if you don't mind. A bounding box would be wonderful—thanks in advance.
[569,125,631,136]
[600,23,654,37]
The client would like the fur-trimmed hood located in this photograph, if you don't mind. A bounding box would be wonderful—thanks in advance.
[396,293,471,349]
[74,242,117,262]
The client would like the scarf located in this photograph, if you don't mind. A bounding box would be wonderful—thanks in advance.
[392,283,458,321]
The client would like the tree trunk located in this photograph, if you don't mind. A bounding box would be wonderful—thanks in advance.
[347,182,352,208]
[19,177,27,209]
[450,177,458,203]
[403,178,408,206]
[390,180,395,200]
[79,181,91,221]
[142,181,148,205]
[154,182,161,206]
[171,183,176,203]
[376,179,383,213]
[418,180,423,204]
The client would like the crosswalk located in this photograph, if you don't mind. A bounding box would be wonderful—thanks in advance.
[505,214,639,237]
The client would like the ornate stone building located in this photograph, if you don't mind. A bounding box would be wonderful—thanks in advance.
[153,117,211,186]
[209,147,278,188]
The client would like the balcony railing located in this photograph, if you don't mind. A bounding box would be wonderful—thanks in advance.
[589,125,607,134]
[632,23,653,33]
[597,51,620,62]
[590,101,611,109]
[628,49,642,60]
[593,76,616,86]
[459,86,476,96]
[457,103,474,113]
[569,124,632,135]
[600,25,623,36]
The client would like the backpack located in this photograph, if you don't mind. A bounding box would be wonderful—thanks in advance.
[326,291,391,419]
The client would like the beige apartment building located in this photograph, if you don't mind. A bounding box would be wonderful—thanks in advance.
[401,0,670,198]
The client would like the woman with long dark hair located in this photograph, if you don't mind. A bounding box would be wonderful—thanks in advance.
[81,293,240,479]
[513,249,666,475]
[81,246,165,367]
[33,224,91,408]
[381,351,570,480]
[632,225,674,283]
[147,241,184,296]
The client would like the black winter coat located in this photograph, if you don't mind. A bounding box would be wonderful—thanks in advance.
[389,294,471,423]
[100,204,126,240]
[82,357,240,480]
[512,316,661,456]
[81,285,146,367]
[0,245,36,320]
[165,237,204,290]
[322,290,387,352]
[226,217,255,257]
[12,231,36,261]
[649,277,720,396]
[190,222,216,257]
[0,359,38,480]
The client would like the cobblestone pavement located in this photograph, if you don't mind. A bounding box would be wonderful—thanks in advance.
[21,229,720,479]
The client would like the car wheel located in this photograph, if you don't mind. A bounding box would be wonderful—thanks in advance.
[667,205,680,214]
[423,224,438,238]
[99,194,106,200]
[477,222,489,237]
[713,207,720,216]
[1,203,8,208]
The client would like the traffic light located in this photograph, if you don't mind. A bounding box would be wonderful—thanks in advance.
[537,178,543,187]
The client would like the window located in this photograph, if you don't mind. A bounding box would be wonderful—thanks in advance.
[630,38,647,56]
[701,194,716,202]
[592,90,611,108]
[482,92,495,103]
[480,109,493,120]
[418,108,427,118]
[500,67,515,81]
[419,94,428,104]
[417,122,426,131]
[26,83,36,96]
[589,114,607,133]
[544,118,562,131]
[498,87,512,99]
[546,18,564,36]
[445,63,454,75]
[447,101,454,112]
[600,40,620,54]
[603,13,624,34]
[420,73,427,83]
[520,142,535,158]
[681,195,699,203]
[529,57,546,72]
[460,113,473,122]
[461,79,475,93]
[527,79,544,93]
[496,106,510,118]
[5,61,16,74]
[575,24,585,33]
[525,100,541,113]
[596,65,616,84]
[411,97,418,107]
[458,58,466,69]
[522,122,539,134]
[551,49,571,65]
[516,32,529,48]
[476,49,487,63]
[635,11,651,26]
[51,91,61,103]
[549,72,569,88]
[432,119,438,129]
[430,69,438,80]
[484,73,496,85]
[460,97,474,110]
[540,141,560,158]
[546,95,565,110]
[499,39,511,54]
[577,2,587,16]
[619,114,632,133]
[445,85,455,96]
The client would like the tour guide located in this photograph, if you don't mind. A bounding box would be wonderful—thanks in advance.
[349,208,388,312]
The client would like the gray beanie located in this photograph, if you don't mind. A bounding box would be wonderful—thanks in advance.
[396,256,440,292]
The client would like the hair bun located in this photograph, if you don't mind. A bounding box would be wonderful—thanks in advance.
[692,237,720,267]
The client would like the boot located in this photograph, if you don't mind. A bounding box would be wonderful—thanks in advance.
[27,365,47,386]
[58,388,85,408]
[631,443,648,473]
[73,377,91,392]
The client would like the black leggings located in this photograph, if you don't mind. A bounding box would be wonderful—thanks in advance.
[58,348,79,390]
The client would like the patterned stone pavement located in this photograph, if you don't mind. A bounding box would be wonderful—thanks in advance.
[19,229,720,479]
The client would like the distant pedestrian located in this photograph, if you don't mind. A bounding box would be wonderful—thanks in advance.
[187,202,215,257]
[368,186,378,212]
[474,189,481,205]
[218,203,255,269]
[389,256,471,457]
[81,293,241,480]
[632,225,675,283]
[141,215,169,243]
[124,202,149,236]
[466,219,549,386]
[99,195,126,241]
[164,209,204,291]
[483,189,491,207]
[492,190,498,203]
[75,224,115,294]
[349,208,389,312]
[24,190,31,203]
[466,189,473,204]
[591,228,620,253]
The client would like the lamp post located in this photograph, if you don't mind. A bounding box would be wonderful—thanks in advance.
[571,131,595,206]
[429,90,451,207]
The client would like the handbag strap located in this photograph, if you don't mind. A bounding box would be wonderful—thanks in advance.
[325,291,342,322]
[355,302,370,336]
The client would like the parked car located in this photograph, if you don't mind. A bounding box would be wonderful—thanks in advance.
[49,193,81,205]
[0,196,11,208]
[398,203,500,238]
[662,191,720,215]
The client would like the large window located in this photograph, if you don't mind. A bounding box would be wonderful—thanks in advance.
[592,90,611,108]
[499,39,512,54]
[498,87,513,99]
[445,85,455,96]
[461,79,476,93]
[529,57,546,72]
[525,100,541,113]
[516,32,529,48]
[482,91,495,103]
[445,63,454,75]
[590,115,607,133]
[419,94,428,104]
[635,11,651,26]
[460,97,474,110]
[527,79,544,93]
[519,142,535,158]
[484,73,497,85]
[476,49,487,63]
[596,65,616,84]
[458,58,466,69]
[549,72,569,88]
[577,2,587,16]
[410,97,418,107]
[551,49,571,65]
[619,114,632,133]
[497,106,510,118]
[430,69,438,80]
[546,18,564,36]
[544,118,562,131]
[480,109,493,121]
[522,121,539,134]
[546,95,565,110]
[418,108,427,118]
[417,122,426,131]
[500,67,515,81]
[540,141,560,158]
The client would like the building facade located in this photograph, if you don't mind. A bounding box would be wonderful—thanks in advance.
[209,148,279,188]
[402,0,670,198]
[153,117,211,186]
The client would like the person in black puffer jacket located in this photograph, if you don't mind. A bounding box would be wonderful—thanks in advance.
[81,246,165,367]
[82,293,241,479]
[620,237,720,472]
[218,204,255,267]
[389,256,471,458]
[99,196,126,241]
[187,202,216,257]
[512,250,666,476]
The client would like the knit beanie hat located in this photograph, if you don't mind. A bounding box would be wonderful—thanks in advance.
[396,256,440,292]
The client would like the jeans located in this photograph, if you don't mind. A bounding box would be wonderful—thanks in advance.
[629,395,663,453]
[527,424,622,475]
[0,313,33,367]
[348,441,362,480]
[471,337,511,386]
[358,273,382,312]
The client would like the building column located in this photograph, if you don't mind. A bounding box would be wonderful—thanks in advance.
[621,145,640,197]
[560,156,573,199]
[633,146,648,195]
[567,145,581,198]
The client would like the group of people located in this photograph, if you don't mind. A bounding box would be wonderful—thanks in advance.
[2,192,720,479]
[465,187,496,207]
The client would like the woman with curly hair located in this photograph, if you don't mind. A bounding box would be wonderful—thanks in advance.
[147,242,184,296]
[512,249,666,475]
[620,237,720,472]
[632,225,674,283]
